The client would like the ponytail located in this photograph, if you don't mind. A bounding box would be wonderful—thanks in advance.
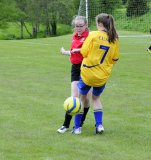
[107,15,118,43]
[96,13,118,43]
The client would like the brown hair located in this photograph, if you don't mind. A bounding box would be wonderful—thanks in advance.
[96,13,118,43]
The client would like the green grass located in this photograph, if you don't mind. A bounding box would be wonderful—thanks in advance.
[0,23,72,40]
[0,33,151,160]
[89,7,151,33]
[115,8,151,33]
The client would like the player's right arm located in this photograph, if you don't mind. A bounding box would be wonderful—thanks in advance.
[60,47,71,55]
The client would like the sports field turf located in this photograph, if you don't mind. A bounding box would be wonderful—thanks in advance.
[0,32,151,160]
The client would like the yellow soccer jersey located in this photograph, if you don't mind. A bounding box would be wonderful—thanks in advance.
[80,31,119,87]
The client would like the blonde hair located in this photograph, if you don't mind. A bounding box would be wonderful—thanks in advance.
[72,16,87,26]
[96,13,118,43]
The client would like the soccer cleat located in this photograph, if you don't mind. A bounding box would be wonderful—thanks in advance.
[96,124,104,134]
[147,46,151,54]
[71,127,82,134]
[147,48,151,54]
[57,126,68,133]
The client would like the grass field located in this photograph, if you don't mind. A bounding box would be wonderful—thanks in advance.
[0,32,151,160]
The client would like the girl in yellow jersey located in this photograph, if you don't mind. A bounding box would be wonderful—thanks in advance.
[72,13,119,134]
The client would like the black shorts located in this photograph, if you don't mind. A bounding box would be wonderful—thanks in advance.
[71,64,81,82]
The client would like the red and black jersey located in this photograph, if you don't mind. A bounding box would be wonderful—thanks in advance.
[70,31,89,64]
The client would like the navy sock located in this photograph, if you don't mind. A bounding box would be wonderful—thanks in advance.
[94,110,103,128]
[74,113,83,129]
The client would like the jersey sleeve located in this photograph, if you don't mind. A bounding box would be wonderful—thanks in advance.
[111,40,120,64]
[80,33,93,58]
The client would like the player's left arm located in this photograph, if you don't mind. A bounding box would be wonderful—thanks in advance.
[112,40,119,64]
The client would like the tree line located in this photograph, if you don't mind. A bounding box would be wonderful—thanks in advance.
[0,0,79,39]
[86,0,150,19]
[0,0,150,39]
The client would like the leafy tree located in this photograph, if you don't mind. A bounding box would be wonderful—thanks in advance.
[1,0,77,38]
[99,0,122,14]
[40,0,76,36]
[73,0,80,11]
[127,0,149,17]
[0,0,19,28]
[122,0,127,5]
[87,0,122,22]
[15,0,31,39]
[26,0,42,38]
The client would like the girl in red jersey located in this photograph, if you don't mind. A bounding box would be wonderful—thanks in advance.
[57,16,90,133]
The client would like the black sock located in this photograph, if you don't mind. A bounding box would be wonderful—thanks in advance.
[80,107,90,127]
[63,112,72,128]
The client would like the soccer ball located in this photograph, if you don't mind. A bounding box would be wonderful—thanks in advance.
[63,97,81,116]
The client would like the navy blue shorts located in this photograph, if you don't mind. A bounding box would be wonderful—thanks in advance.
[77,78,106,96]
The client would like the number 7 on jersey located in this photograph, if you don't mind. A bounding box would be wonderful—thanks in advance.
[100,45,109,64]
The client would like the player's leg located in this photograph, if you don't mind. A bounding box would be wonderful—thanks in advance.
[71,81,79,97]
[57,81,78,133]
[72,78,91,134]
[57,112,72,133]
[71,63,90,128]
[57,64,79,133]
[92,84,106,134]
[80,90,91,127]
[72,94,86,134]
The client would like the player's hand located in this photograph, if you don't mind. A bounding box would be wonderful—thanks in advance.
[60,47,66,54]
[60,47,71,55]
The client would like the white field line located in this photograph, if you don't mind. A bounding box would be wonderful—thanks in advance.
[10,41,52,46]
[6,34,150,46]
[119,35,151,38]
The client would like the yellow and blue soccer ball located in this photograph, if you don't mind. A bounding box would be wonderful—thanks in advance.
[63,97,81,116]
